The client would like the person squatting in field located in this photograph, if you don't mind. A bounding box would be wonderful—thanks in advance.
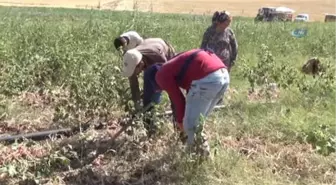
[301,57,323,78]
[134,49,230,156]
[121,38,176,137]
[114,31,175,110]
[200,11,238,73]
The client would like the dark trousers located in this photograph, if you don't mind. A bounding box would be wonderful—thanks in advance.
[142,67,176,136]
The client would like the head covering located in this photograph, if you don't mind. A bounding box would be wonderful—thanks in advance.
[120,31,144,51]
[212,11,220,23]
[122,49,143,77]
[213,11,231,23]
[114,37,127,50]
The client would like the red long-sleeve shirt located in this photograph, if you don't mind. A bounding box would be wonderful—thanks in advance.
[155,49,226,126]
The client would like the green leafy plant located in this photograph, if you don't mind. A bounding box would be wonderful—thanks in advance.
[305,124,335,156]
[241,44,298,92]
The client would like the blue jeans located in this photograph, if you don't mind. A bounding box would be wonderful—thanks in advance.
[183,68,230,147]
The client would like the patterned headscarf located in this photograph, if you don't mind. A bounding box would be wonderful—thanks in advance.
[212,11,231,23]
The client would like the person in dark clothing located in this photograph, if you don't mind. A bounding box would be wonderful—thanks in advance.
[200,11,238,72]
[200,11,238,105]
[121,38,176,137]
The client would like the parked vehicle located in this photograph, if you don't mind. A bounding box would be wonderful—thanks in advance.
[255,6,295,22]
[294,14,309,22]
[255,7,276,22]
[325,14,336,22]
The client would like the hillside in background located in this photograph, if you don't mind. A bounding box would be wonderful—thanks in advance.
[0,0,335,21]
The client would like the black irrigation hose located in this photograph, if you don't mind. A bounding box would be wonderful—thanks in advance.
[0,119,94,145]
[0,104,226,145]
[0,103,155,145]
[0,128,72,143]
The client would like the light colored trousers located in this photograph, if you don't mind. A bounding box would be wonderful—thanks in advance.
[183,68,230,147]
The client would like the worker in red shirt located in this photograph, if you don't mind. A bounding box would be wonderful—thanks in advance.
[143,49,230,156]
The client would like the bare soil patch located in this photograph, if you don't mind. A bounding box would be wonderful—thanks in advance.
[222,136,336,184]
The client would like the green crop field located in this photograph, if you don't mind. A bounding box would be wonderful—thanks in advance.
[0,6,335,185]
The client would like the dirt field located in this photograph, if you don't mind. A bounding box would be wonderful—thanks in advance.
[0,0,335,21]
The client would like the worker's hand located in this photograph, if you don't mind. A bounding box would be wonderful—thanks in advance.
[175,122,183,132]
[173,122,187,144]
[179,130,188,144]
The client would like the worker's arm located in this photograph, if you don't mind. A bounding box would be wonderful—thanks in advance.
[156,72,185,130]
[229,28,238,64]
[128,73,141,111]
[200,26,212,49]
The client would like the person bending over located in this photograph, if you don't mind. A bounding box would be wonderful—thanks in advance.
[141,49,230,157]
[121,38,176,137]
